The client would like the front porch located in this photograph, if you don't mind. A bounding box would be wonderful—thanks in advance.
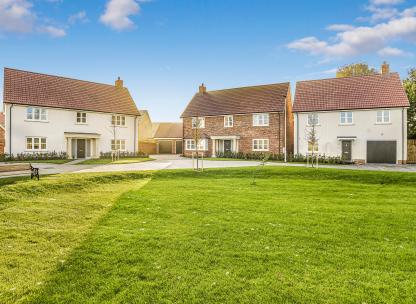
[65,132,101,159]
[211,135,240,157]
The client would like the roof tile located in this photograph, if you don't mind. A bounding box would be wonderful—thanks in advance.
[293,73,409,112]
[3,68,140,116]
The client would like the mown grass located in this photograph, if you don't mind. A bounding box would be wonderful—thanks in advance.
[5,166,413,303]
[76,157,154,165]
[0,172,151,303]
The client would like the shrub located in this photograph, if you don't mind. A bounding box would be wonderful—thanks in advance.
[99,151,148,159]
[0,151,67,162]
[215,152,347,164]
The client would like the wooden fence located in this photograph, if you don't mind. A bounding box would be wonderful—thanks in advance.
[408,140,416,163]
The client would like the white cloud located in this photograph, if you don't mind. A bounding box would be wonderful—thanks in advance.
[378,46,405,56]
[0,0,35,33]
[100,0,141,30]
[38,25,66,37]
[288,6,416,58]
[326,24,355,31]
[68,10,87,24]
[370,0,403,5]
[366,5,399,22]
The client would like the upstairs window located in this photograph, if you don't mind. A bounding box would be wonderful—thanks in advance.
[376,110,390,123]
[224,115,233,127]
[253,113,269,126]
[307,113,319,126]
[27,107,47,121]
[112,115,126,126]
[77,112,87,124]
[192,117,205,129]
[340,112,353,125]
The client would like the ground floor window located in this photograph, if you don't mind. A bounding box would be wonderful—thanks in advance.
[252,139,269,151]
[308,141,318,152]
[111,139,126,151]
[185,139,208,151]
[26,137,47,151]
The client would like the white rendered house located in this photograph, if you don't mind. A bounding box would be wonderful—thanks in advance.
[293,69,409,164]
[3,68,140,159]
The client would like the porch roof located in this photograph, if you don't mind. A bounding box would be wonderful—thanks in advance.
[210,135,240,140]
[64,132,101,139]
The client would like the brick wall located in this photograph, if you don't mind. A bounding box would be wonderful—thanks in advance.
[183,112,291,157]
[0,127,4,154]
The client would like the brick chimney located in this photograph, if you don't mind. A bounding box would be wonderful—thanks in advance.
[115,77,123,89]
[381,62,390,75]
[199,83,206,94]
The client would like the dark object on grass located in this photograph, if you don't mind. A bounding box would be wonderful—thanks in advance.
[251,155,270,185]
[30,164,40,180]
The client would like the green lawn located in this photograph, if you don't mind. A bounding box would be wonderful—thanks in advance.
[0,159,71,164]
[76,157,154,165]
[1,167,416,303]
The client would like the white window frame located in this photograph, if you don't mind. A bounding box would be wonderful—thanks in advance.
[26,107,47,122]
[112,115,126,126]
[253,113,269,126]
[376,110,390,124]
[307,113,319,126]
[192,117,205,129]
[76,112,87,124]
[340,111,353,125]
[224,115,233,127]
[111,139,126,151]
[252,139,269,151]
[185,139,208,151]
[26,137,47,151]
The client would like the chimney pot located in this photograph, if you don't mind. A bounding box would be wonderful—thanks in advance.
[115,77,123,88]
[199,83,206,94]
[381,62,390,75]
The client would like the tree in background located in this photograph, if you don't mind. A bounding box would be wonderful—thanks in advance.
[404,68,416,139]
[336,63,378,78]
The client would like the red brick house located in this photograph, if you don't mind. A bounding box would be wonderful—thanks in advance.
[0,112,5,154]
[181,83,293,157]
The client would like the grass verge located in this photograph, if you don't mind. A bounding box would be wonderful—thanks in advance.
[76,157,154,165]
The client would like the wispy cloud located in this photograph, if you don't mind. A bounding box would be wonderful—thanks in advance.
[100,0,143,31]
[38,25,66,37]
[68,10,87,24]
[0,0,35,33]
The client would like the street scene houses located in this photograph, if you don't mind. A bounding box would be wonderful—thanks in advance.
[0,64,412,165]
[3,68,140,159]
[180,83,293,158]
[293,64,409,164]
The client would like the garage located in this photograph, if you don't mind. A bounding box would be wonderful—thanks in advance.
[367,141,397,164]
[158,141,173,154]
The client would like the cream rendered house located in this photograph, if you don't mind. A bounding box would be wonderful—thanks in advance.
[293,67,409,164]
[3,68,140,159]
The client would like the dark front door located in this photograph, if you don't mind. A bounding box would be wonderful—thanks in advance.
[367,141,396,164]
[341,140,352,161]
[77,139,86,158]
[224,140,232,153]
[175,141,183,154]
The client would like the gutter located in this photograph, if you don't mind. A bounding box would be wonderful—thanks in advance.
[402,108,405,163]
[9,104,13,155]
[134,115,138,154]
[296,112,299,155]
[284,98,287,162]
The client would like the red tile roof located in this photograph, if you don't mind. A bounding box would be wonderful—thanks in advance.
[293,73,409,112]
[181,83,290,118]
[153,122,183,138]
[0,112,4,127]
[3,68,140,116]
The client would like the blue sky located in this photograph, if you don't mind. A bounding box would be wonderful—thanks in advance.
[0,0,415,121]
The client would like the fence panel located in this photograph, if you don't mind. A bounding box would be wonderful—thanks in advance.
[408,140,416,163]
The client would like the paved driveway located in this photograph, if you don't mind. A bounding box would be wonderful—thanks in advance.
[1,155,416,178]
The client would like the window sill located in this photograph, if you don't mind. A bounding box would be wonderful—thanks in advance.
[110,125,127,128]
[25,150,48,153]
[339,123,354,126]
[252,125,269,127]
[224,126,233,128]
[375,122,391,125]
[76,123,88,125]
[25,120,49,123]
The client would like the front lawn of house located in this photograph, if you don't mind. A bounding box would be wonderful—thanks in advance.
[76,157,154,165]
[1,167,416,303]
